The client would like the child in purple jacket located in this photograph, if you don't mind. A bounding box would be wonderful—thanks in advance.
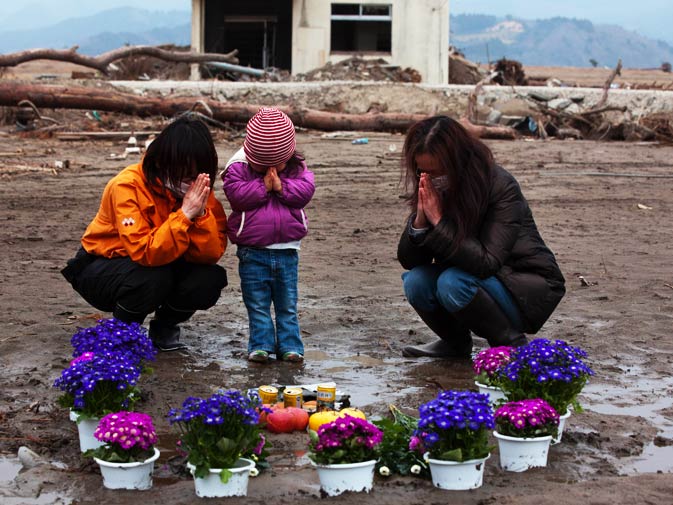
[222,108,315,363]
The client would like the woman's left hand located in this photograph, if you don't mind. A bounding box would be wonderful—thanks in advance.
[419,174,443,226]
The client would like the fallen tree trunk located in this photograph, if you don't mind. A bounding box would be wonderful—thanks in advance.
[0,82,516,138]
[0,46,239,75]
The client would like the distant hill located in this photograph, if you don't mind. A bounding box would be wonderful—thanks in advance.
[0,7,190,54]
[451,14,673,68]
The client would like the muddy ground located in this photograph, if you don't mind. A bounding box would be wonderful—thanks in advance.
[1,126,673,504]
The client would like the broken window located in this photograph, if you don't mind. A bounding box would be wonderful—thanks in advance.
[330,3,392,53]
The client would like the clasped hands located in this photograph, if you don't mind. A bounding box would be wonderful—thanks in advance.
[413,173,443,228]
[181,173,210,221]
[263,167,283,193]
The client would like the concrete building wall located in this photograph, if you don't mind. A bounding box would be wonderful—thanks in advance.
[291,0,448,84]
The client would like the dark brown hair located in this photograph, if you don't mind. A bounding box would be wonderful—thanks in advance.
[142,115,218,193]
[402,116,494,249]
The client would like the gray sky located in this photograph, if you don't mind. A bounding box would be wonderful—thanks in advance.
[1,0,671,44]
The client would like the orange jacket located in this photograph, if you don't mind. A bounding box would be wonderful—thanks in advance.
[81,163,227,266]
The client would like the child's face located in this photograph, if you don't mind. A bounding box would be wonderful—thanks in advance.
[250,161,287,174]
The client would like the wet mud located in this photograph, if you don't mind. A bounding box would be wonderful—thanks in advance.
[1,133,673,503]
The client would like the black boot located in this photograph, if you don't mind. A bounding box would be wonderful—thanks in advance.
[149,305,194,352]
[453,288,528,348]
[402,307,472,358]
[149,320,188,351]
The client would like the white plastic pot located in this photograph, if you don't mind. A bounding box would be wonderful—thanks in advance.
[312,459,376,496]
[427,454,490,490]
[552,410,571,445]
[187,458,255,498]
[69,410,104,453]
[94,447,160,490]
[494,431,552,472]
[474,381,507,405]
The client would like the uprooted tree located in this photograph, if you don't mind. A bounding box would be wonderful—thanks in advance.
[0,45,239,75]
[0,82,519,138]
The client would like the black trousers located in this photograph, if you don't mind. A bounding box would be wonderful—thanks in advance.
[62,248,227,324]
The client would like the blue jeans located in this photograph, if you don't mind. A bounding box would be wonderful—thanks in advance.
[237,246,304,355]
[402,265,523,330]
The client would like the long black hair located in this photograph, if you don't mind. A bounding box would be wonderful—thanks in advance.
[402,116,494,250]
[142,115,218,193]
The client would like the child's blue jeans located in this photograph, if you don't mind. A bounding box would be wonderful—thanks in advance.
[402,265,523,329]
[236,246,304,356]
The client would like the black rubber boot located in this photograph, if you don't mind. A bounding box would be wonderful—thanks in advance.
[149,320,188,352]
[149,305,194,352]
[453,288,528,348]
[402,307,472,358]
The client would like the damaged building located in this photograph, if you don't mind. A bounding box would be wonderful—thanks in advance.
[189,0,449,84]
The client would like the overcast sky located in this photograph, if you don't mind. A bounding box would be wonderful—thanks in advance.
[1,0,671,44]
[452,0,673,44]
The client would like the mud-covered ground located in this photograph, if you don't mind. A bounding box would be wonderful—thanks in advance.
[1,129,673,504]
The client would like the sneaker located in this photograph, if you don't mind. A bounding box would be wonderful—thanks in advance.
[248,350,269,363]
[281,351,304,363]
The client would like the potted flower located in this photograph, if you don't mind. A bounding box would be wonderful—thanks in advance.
[85,411,160,490]
[493,398,559,472]
[70,318,156,367]
[472,346,514,405]
[413,390,494,490]
[308,414,384,496]
[373,405,429,479]
[497,338,594,443]
[168,389,265,498]
[53,352,142,452]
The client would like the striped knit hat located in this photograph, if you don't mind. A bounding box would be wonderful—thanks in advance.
[243,107,296,167]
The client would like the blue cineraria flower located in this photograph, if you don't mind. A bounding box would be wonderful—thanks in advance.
[498,338,594,413]
[413,390,494,462]
[71,318,156,364]
[168,390,265,478]
[53,352,142,416]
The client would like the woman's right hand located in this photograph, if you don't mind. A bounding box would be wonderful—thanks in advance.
[181,173,210,220]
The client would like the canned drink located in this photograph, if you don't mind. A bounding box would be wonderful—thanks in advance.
[316,382,336,411]
[283,387,303,408]
[258,385,278,405]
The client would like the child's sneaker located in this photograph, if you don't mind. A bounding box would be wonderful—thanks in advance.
[248,350,269,363]
[281,351,304,363]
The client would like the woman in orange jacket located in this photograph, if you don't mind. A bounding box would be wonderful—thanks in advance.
[62,116,228,351]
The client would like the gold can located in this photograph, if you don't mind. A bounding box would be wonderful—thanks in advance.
[258,385,278,405]
[316,382,337,411]
[283,387,303,408]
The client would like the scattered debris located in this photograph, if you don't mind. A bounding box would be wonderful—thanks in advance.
[293,57,421,83]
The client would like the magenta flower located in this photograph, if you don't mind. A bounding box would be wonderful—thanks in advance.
[473,346,514,378]
[94,411,157,451]
[69,352,94,366]
[309,414,383,465]
[494,399,559,438]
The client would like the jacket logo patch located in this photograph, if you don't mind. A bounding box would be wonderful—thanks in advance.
[122,217,135,227]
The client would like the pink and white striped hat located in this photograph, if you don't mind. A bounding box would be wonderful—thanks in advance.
[243,107,296,167]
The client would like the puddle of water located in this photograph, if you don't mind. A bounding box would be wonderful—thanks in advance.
[1,493,72,505]
[582,373,673,474]
[0,456,21,484]
[0,457,73,504]
[625,443,673,474]
[182,346,424,410]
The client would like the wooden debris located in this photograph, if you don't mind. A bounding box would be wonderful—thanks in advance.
[0,45,239,75]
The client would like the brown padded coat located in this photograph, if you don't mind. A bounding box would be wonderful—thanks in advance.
[397,165,565,333]
[81,163,227,266]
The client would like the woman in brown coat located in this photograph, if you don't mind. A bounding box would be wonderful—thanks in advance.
[397,116,565,358]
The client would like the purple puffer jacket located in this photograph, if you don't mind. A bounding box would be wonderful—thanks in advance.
[221,149,315,247]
